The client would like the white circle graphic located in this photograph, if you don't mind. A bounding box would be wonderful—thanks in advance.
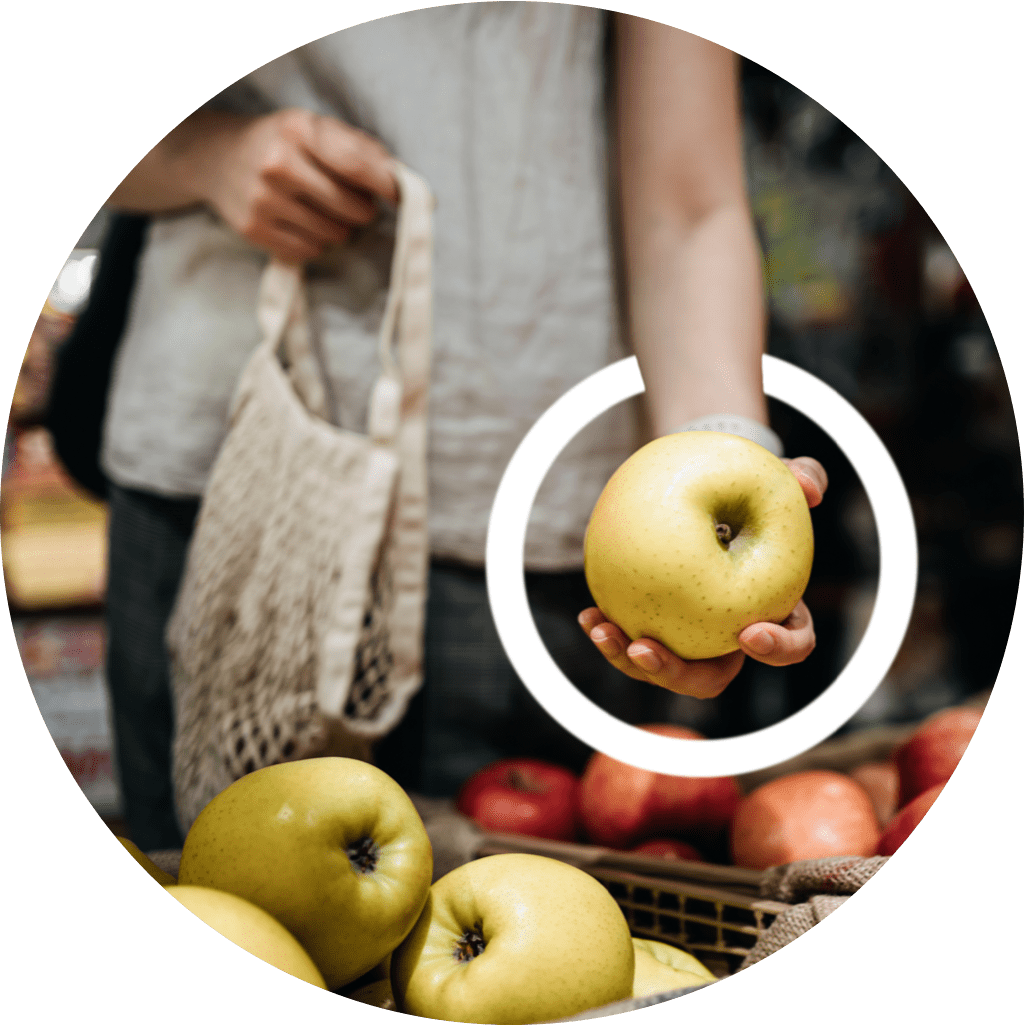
[485,354,918,776]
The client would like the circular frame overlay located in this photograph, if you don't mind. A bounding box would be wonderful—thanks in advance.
[485,354,918,776]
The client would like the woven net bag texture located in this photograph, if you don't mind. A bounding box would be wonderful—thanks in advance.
[167,165,433,832]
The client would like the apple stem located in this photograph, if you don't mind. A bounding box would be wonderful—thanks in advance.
[453,922,486,962]
[347,836,380,874]
[715,523,733,544]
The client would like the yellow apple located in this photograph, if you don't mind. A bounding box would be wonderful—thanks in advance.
[391,853,635,1024]
[346,979,396,1009]
[631,938,716,997]
[177,757,433,990]
[584,431,814,660]
[116,836,176,885]
[165,884,325,988]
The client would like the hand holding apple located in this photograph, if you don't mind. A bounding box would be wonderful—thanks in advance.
[581,432,826,698]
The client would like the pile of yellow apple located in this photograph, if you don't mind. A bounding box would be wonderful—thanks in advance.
[124,757,716,1023]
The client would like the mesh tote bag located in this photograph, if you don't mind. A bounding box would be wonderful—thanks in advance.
[167,163,433,832]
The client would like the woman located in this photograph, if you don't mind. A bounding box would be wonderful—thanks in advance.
[102,6,824,849]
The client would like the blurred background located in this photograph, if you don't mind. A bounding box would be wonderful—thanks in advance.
[4,55,1019,831]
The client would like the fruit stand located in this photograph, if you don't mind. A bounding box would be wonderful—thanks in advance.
[117,697,985,1026]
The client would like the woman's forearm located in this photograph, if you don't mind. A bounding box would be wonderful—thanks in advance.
[624,199,767,437]
[615,15,767,439]
[106,108,253,214]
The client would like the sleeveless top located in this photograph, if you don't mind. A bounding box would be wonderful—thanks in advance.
[101,4,641,570]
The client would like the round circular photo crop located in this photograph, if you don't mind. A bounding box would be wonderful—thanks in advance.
[3,7,1018,1023]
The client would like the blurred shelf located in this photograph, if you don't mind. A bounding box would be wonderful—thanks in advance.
[3,425,107,612]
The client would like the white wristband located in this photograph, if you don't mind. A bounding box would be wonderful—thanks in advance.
[670,414,784,458]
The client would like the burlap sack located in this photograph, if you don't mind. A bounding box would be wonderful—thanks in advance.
[739,855,888,968]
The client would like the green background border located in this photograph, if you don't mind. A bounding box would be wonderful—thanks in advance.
[2,0,1017,1021]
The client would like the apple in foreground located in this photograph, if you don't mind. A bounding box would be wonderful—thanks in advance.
[876,783,945,856]
[177,757,433,990]
[165,884,325,988]
[347,979,396,1009]
[456,759,579,841]
[631,938,716,997]
[893,706,983,807]
[584,431,814,661]
[391,853,635,1023]
[580,724,741,850]
[730,770,880,870]
[117,835,177,885]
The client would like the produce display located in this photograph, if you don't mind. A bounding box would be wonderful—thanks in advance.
[154,756,715,1021]
[456,701,983,869]
[124,699,982,1018]
[583,431,814,661]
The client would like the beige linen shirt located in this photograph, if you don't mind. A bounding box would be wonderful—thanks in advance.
[101,4,641,569]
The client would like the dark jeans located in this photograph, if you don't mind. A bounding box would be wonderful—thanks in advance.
[105,485,677,845]
[376,561,676,795]
[105,484,199,851]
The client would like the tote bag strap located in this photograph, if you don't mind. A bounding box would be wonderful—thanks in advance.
[362,163,434,732]
[253,260,331,420]
[253,161,433,435]
[368,163,433,442]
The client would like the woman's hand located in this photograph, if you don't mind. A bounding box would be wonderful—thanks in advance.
[108,107,399,263]
[196,109,399,262]
[579,455,828,699]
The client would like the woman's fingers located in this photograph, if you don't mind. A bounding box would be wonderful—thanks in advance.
[581,614,649,682]
[737,600,816,667]
[626,639,745,699]
[784,456,828,508]
[206,108,398,261]
[578,608,746,699]
[245,222,337,264]
[264,150,380,228]
[303,110,400,205]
